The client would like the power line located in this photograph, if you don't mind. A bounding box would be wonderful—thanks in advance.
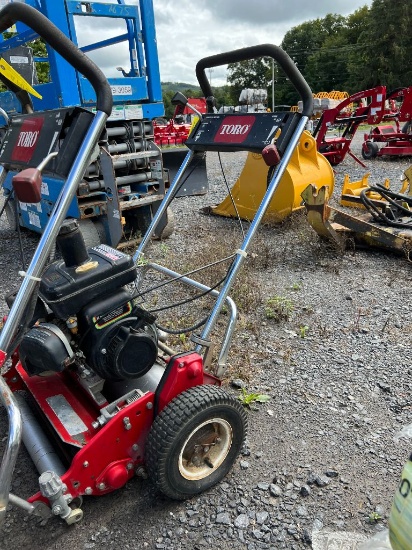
[284,43,375,56]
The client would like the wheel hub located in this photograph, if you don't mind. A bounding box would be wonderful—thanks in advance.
[178,418,232,480]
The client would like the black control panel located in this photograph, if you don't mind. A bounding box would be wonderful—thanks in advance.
[185,111,301,154]
[0,107,94,177]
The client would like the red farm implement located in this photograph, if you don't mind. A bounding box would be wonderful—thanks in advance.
[153,98,208,195]
[153,117,191,147]
[313,86,386,167]
[361,86,412,159]
[154,98,207,147]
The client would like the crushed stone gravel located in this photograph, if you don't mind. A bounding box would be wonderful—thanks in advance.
[1,131,412,549]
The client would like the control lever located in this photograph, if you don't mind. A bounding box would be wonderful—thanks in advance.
[171,91,204,119]
[12,151,58,203]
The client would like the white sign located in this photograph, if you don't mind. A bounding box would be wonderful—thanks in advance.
[124,104,143,120]
[10,56,29,64]
[111,85,132,96]
[28,211,41,228]
[41,181,49,196]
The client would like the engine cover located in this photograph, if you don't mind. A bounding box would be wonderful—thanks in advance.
[19,323,74,376]
[39,244,137,319]
[78,288,158,380]
[92,323,158,380]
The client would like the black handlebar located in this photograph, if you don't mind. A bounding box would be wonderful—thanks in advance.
[0,3,113,115]
[196,44,313,117]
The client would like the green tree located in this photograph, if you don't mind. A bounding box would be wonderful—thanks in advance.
[305,32,349,93]
[213,85,232,110]
[227,57,271,105]
[341,6,371,92]
[279,14,346,104]
[31,38,49,83]
[162,89,176,118]
[346,0,412,90]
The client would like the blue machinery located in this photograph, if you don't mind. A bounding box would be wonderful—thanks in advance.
[0,0,174,246]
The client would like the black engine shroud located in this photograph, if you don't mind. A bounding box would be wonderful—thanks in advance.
[18,243,158,380]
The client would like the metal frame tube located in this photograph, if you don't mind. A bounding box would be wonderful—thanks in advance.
[8,493,36,514]
[0,381,21,523]
[148,263,237,374]
[133,149,195,261]
[198,117,309,346]
[135,118,309,370]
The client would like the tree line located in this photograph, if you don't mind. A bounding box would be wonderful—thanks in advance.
[3,0,408,118]
[163,0,412,114]
[272,0,412,106]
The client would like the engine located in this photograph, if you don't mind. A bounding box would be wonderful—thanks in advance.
[17,220,158,381]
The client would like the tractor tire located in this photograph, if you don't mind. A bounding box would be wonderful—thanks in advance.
[153,207,175,240]
[77,218,106,248]
[402,121,412,134]
[145,384,247,500]
[159,207,175,239]
[4,198,17,230]
[361,141,379,160]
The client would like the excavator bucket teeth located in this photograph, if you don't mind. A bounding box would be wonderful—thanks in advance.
[301,184,346,250]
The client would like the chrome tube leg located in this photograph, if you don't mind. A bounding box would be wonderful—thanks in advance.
[0,378,22,526]
[134,149,195,261]
[147,263,238,375]
[198,117,309,346]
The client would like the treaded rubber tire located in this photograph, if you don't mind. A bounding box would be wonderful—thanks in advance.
[159,207,175,239]
[4,198,17,230]
[153,207,175,240]
[361,141,379,160]
[145,384,247,500]
[77,218,106,248]
[402,121,412,134]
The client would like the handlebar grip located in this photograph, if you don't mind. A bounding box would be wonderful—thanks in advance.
[0,3,113,115]
[196,44,313,117]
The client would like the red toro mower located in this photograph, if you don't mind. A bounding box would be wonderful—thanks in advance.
[0,4,314,525]
[361,86,412,159]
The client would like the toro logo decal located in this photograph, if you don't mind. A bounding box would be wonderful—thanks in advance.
[11,116,44,163]
[215,115,255,143]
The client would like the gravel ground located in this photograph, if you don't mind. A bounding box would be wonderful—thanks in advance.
[1,131,412,549]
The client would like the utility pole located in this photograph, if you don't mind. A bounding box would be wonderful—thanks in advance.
[208,68,214,87]
[272,59,275,112]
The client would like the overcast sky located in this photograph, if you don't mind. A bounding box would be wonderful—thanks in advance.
[152,0,373,86]
[77,0,373,87]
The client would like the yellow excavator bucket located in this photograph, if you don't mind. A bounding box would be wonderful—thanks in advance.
[340,173,390,209]
[210,130,334,223]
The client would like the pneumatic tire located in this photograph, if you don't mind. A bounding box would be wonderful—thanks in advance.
[361,140,379,160]
[153,207,175,240]
[145,384,247,500]
[402,121,412,134]
[4,198,17,230]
